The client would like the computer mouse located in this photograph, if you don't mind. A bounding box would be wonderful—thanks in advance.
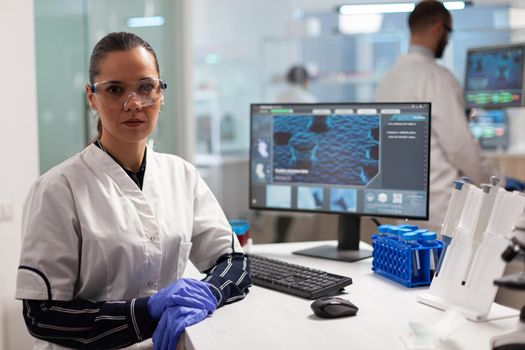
[310,296,358,319]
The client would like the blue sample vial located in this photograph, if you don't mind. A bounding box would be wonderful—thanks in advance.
[420,231,439,274]
[399,224,419,231]
[402,231,421,277]
[398,228,413,246]
[377,224,392,239]
[413,229,429,242]
[387,226,404,250]
[388,226,401,240]
[377,225,392,236]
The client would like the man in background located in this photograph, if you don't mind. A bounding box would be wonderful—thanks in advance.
[376,0,500,232]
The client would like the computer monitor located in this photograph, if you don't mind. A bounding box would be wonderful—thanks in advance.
[250,103,431,262]
[464,43,525,109]
[468,109,509,150]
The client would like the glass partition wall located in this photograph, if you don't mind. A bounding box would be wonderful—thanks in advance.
[35,1,525,220]
[34,0,182,173]
[34,1,87,173]
[191,2,525,158]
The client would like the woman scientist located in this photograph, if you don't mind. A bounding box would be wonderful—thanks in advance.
[16,32,251,350]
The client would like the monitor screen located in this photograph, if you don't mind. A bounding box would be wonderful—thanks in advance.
[464,43,525,109]
[468,109,509,150]
[250,102,431,261]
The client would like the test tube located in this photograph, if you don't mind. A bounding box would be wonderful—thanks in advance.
[413,229,429,243]
[402,231,421,278]
[388,226,400,241]
[420,231,439,276]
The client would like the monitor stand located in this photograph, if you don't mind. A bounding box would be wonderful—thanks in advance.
[293,215,372,262]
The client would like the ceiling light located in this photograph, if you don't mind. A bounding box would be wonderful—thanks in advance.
[339,14,384,34]
[443,1,466,10]
[127,16,165,28]
[338,1,468,15]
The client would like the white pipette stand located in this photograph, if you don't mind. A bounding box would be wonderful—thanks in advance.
[418,179,525,321]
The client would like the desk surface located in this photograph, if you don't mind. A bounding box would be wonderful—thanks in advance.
[185,241,518,350]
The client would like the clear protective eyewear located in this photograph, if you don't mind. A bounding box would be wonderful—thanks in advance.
[90,78,167,109]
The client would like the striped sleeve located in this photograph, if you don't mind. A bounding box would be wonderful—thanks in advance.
[22,297,157,349]
[202,252,252,307]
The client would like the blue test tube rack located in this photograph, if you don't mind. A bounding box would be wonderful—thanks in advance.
[371,226,444,288]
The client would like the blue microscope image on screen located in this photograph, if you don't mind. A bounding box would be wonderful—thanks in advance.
[297,186,323,210]
[466,48,523,91]
[266,185,292,208]
[330,188,357,212]
[272,114,380,186]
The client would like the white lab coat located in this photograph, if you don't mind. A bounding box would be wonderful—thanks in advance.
[375,47,494,232]
[16,144,241,349]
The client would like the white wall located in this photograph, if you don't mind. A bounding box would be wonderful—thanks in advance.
[0,1,39,349]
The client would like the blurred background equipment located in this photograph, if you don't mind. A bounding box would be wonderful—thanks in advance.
[491,212,525,349]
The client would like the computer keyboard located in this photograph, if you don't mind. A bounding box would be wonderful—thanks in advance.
[248,254,353,299]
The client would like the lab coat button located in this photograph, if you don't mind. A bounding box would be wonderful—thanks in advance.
[150,236,156,241]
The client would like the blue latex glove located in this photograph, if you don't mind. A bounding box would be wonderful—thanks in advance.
[505,176,525,192]
[147,278,217,320]
[152,305,208,350]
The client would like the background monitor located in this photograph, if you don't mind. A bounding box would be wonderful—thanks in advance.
[468,109,509,150]
[250,103,431,262]
[464,43,525,109]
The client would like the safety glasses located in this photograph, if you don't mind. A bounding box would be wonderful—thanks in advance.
[90,78,168,109]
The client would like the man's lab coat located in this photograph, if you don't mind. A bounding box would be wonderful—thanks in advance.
[375,47,494,232]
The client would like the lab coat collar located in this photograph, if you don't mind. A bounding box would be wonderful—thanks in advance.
[142,146,159,201]
[408,45,435,60]
[83,143,158,198]
[93,140,147,189]
[83,143,160,223]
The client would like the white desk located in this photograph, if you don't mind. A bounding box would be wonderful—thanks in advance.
[185,241,519,350]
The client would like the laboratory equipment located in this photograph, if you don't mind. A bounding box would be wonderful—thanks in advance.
[491,211,525,350]
[464,43,525,109]
[418,179,525,320]
[250,102,431,262]
[403,231,422,279]
[372,225,444,287]
[248,254,353,299]
[420,231,440,275]
[434,177,474,277]
[468,109,509,150]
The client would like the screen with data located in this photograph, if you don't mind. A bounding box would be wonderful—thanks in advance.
[250,103,431,219]
[465,44,525,108]
[468,109,509,150]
